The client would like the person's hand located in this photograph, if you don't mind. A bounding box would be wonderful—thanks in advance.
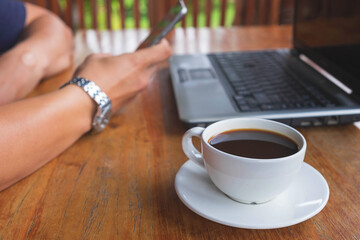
[73,39,172,113]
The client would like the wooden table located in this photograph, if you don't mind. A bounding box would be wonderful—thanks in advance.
[1,26,359,239]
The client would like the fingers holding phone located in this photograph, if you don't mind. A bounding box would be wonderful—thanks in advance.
[134,39,172,67]
[74,39,171,113]
[137,0,187,50]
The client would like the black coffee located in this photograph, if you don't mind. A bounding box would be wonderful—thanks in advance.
[208,129,299,159]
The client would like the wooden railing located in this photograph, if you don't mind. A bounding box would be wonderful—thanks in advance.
[23,0,294,30]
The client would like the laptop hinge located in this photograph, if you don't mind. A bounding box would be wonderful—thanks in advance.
[299,54,353,94]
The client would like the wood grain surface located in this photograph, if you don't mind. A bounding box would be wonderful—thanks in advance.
[0,26,359,239]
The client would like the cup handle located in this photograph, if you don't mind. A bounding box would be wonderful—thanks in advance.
[182,127,205,168]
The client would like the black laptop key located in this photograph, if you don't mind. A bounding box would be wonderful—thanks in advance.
[236,102,260,112]
[269,94,281,102]
[295,103,303,108]
[238,104,251,112]
[236,90,248,95]
[280,103,289,109]
[234,95,246,101]
[303,101,320,108]
[253,93,270,103]
[232,82,245,87]
[235,86,247,92]
[246,96,258,105]
[260,104,276,110]
[301,94,311,100]
[223,70,240,82]
[243,62,256,68]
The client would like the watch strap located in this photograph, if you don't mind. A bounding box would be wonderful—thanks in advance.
[60,77,112,133]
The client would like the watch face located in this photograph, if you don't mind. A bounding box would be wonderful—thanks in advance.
[102,104,112,125]
[93,102,112,133]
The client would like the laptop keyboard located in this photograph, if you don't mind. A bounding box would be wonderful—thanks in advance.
[209,51,337,112]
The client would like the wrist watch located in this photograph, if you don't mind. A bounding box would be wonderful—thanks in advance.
[60,77,112,134]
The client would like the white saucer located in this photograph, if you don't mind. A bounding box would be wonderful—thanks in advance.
[175,160,329,229]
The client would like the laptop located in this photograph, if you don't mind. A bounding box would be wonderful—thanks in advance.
[169,0,360,127]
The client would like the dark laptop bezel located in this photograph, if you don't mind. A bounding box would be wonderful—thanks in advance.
[292,0,360,99]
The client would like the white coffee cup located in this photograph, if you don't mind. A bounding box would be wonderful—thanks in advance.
[182,118,307,204]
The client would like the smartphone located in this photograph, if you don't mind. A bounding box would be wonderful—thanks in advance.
[137,0,187,50]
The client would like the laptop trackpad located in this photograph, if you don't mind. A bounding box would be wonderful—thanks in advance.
[170,54,237,122]
[179,76,236,120]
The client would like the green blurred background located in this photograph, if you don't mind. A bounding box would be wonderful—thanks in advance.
[59,0,236,29]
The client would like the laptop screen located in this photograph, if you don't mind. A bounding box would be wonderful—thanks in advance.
[293,0,360,95]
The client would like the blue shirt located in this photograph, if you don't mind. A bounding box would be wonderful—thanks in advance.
[0,0,26,52]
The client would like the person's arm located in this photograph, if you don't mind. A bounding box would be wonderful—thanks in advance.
[0,3,73,104]
[0,40,172,191]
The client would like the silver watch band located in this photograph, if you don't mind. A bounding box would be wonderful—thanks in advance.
[60,77,112,133]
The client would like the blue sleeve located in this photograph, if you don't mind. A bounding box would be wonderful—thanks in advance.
[0,0,26,53]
